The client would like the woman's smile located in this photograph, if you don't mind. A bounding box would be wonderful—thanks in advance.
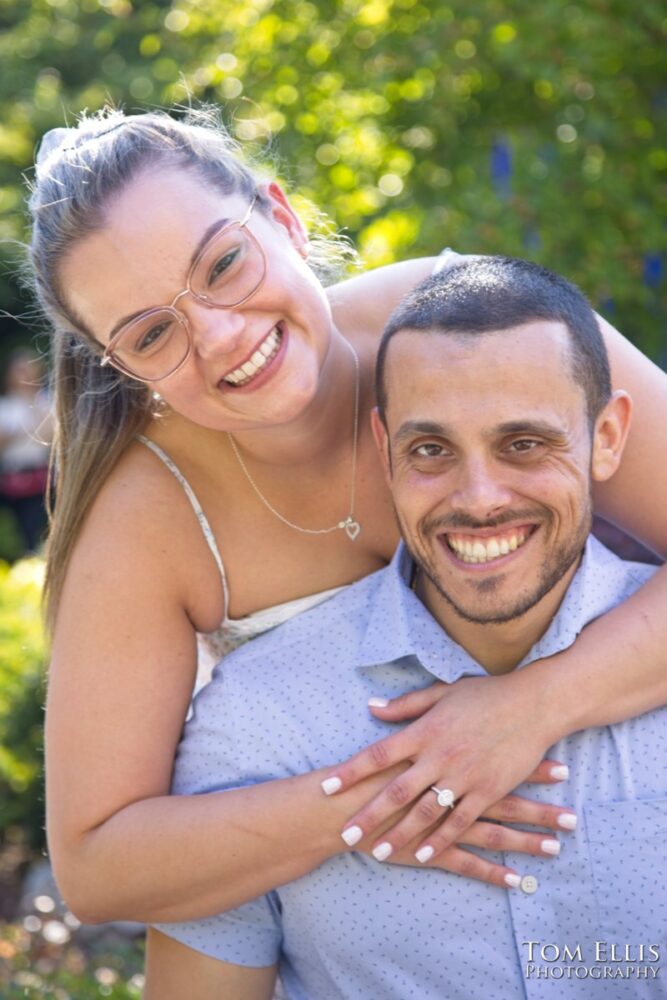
[217,322,287,392]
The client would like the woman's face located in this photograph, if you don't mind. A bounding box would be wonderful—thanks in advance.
[58,165,335,433]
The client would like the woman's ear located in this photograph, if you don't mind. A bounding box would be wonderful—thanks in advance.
[259,182,309,256]
[591,390,633,483]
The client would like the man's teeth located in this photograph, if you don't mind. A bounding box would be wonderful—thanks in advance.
[224,328,281,386]
[447,530,530,564]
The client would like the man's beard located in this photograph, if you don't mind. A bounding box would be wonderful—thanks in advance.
[400,502,592,626]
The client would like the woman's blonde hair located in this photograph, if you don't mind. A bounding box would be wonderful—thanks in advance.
[27,106,352,625]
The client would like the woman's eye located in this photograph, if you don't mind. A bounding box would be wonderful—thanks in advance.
[135,321,171,353]
[209,247,240,284]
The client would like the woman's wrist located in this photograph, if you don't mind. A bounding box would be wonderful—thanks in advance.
[507,653,580,749]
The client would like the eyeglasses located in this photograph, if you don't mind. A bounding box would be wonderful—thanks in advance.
[100,196,267,382]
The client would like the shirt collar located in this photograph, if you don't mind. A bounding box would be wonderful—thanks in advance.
[357,536,640,682]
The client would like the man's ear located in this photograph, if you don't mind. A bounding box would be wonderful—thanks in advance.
[370,407,392,484]
[591,390,633,482]
[259,181,309,256]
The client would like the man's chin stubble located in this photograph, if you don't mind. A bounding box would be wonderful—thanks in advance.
[409,541,586,626]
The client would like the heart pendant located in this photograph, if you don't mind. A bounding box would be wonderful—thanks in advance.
[344,519,361,541]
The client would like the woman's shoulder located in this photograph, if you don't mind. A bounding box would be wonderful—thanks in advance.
[67,433,226,629]
[327,257,440,340]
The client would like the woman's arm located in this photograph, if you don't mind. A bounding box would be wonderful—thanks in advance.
[45,455,348,924]
[594,314,667,555]
[144,930,277,1000]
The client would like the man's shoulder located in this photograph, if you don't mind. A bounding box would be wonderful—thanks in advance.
[587,535,658,600]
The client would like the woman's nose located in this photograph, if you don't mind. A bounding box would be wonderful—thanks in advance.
[185,299,247,359]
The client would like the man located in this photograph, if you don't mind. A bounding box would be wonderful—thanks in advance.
[147,257,665,998]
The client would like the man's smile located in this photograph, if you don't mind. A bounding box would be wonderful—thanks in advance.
[442,524,537,566]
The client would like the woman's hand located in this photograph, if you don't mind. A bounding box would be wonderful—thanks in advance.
[321,669,572,865]
[358,791,574,890]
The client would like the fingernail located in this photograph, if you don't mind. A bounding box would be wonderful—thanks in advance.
[541,838,561,856]
[415,845,434,864]
[321,776,342,796]
[341,825,363,847]
[372,842,393,862]
[557,812,577,831]
[550,765,570,781]
[504,873,522,889]
[368,697,389,708]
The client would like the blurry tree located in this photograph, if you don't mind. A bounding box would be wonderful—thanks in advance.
[0,0,665,360]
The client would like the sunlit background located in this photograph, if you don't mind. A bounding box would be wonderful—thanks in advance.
[0,1,665,995]
[1,0,666,361]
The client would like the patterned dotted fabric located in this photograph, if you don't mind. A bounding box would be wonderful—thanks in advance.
[156,539,666,999]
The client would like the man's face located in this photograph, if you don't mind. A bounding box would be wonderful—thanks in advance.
[375,321,598,626]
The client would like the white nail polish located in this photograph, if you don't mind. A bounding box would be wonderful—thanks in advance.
[372,842,393,862]
[415,845,434,864]
[321,776,342,796]
[557,812,577,830]
[541,838,561,856]
[504,873,522,888]
[341,825,363,847]
[550,765,570,781]
[368,697,389,708]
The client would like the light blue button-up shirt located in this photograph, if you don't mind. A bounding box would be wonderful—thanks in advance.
[157,538,667,998]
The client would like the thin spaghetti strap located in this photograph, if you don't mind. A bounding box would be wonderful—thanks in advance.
[136,435,230,612]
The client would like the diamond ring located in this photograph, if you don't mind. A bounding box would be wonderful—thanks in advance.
[430,786,456,809]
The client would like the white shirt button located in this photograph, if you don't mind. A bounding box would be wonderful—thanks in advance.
[520,875,539,894]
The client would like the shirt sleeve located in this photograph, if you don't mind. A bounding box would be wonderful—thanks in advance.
[154,894,282,967]
[152,663,284,965]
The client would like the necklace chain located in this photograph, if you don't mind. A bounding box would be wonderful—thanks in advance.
[227,338,362,541]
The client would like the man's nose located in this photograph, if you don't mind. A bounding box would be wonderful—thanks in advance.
[449,457,513,520]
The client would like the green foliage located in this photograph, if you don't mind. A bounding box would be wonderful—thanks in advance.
[0,0,665,360]
[0,558,47,850]
[0,508,24,564]
[0,919,144,998]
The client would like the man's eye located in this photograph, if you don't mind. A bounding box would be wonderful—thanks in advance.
[508,439,540,453]
[414,443,445,458]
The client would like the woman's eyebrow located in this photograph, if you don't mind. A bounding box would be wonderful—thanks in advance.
[188,217,230,268]
[107,216,231,339]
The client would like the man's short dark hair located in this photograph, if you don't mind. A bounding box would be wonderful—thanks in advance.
[376,256,612,427]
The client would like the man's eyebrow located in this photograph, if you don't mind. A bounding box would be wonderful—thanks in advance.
[392,418,569,446]
[496,419,568,437]
[393,420,453,444]
[107,216,231,340]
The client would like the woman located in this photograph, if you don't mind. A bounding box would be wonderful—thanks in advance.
[32,109,667,936]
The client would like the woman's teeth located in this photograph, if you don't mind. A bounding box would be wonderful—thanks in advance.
[447,529,530,564]
[223,328,282,386]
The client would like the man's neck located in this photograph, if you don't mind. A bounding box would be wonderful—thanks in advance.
[414,560,581,675]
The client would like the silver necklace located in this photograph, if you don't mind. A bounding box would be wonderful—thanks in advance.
[227,339,362,541]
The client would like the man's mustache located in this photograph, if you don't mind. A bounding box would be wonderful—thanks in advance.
[422,509,549,533]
